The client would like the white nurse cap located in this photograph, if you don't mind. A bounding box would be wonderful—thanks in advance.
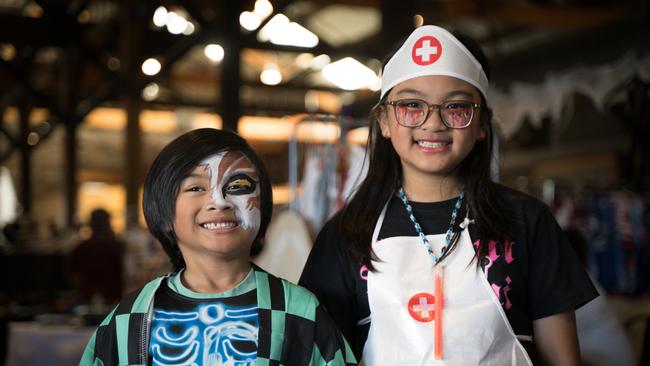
[380,25,489,99]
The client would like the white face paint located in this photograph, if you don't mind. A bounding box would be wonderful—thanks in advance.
[199,151,261,235]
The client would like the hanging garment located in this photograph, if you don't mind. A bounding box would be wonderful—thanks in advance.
[254,210,313,284]
[361,203,533,365]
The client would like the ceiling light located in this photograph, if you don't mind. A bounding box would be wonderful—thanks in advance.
[254,0,273,18]
[77,10,91,23]
[107,56,120,71]
[414,14,424,28]
[204,44,224,63]
[153,6,167,27]
[240,11,261,31]
[166,11,187,35]
[322,57,380,91]
[1,44,16,61]
[296,53,314,69]
[27,132,40,146]
[142,83,160,101]
[309,54,330,70]
[141,58,162,76]
[260,63,282,85]
[258,14,319,48]
[183,22,195,35]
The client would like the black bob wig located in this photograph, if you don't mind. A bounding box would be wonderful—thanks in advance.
[143,128,273,271]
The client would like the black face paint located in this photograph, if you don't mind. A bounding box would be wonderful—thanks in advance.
[222,173,257,196]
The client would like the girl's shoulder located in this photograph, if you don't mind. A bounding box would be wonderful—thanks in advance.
[493,183,550,214]
[314,212,348,246]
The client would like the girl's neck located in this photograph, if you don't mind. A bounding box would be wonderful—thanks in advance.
[181,257,252,294]
[401,172,461,202]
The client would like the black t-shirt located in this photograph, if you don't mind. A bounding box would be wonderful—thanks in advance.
[149,273,258,365]
[299,184,598,363]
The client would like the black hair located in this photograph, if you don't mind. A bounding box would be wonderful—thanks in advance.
[143,128,273,272]
[340,28,512,270]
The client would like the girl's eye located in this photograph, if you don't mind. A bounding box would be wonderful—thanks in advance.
[445,101,472,110]
[399,100,425,110]
[186,186,204,192]
[223,174,257,196]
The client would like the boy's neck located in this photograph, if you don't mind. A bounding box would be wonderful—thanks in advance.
[181,258,252,294]
[401,171,460,202]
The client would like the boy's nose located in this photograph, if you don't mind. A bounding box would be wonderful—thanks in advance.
[206,190,233,210]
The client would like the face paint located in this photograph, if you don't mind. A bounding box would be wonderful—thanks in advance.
[199,151,261,234]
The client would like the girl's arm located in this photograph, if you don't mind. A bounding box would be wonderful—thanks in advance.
[533,310,581,366]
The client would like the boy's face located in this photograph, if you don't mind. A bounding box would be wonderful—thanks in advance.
[173,150,261,263]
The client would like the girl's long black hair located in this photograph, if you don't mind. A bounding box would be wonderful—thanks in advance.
[339,31,513,270]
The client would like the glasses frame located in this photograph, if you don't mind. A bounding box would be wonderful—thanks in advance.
[383,99,483,129]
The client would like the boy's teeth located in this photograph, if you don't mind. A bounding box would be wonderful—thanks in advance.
[418,140,449,148]
[202,222,237,229]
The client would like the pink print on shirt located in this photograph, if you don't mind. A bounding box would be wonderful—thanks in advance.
[474,239,515,310]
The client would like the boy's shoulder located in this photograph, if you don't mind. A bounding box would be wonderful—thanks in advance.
[110,274,169,317]
[253,265,321,318]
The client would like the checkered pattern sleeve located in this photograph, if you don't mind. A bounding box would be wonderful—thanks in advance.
[255,269,357,365]
[79,277,163,366]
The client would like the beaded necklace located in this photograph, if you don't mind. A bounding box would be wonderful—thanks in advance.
[398,187,464,264]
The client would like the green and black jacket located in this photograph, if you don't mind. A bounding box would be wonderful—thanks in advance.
[80,265,357,365]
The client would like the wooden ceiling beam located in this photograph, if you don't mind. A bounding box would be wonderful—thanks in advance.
[429,0,625,30]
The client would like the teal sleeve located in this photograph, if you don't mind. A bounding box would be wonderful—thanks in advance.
[79,331,101,366]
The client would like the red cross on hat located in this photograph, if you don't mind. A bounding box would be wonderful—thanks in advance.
[411,35,442,66]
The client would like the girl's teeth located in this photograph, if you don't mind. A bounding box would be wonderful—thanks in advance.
[202,222,237,229]
[418,141,449,148]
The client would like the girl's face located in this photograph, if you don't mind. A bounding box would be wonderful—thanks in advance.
[173,150,261,262]
[379,75,486,185]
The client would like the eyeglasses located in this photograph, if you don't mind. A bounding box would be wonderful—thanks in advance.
[383,99,482,129]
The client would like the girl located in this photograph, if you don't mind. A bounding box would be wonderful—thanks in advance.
[80,128,356,365]
[299,25,597,365]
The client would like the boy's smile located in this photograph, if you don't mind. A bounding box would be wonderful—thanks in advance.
[173,150,261,261]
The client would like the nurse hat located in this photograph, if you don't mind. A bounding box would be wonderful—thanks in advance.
[380,25,489,99]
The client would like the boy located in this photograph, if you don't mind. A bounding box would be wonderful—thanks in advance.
[80,128,356,365]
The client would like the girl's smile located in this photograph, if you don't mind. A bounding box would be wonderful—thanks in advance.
[414,136,453,152]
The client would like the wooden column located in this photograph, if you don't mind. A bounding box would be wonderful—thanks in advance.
[220,1,243,132]
[18,101,31,215]
[120,0,143,230]
[61,47,80,227]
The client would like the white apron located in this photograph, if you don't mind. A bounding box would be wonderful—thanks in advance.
[362,203,533,365]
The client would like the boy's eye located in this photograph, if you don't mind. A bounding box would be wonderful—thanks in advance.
[186,186,204,192]
[223,174,257,196]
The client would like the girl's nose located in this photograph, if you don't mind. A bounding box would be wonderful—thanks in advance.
[419,107,446,131]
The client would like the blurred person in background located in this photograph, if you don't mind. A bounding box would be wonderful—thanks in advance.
[70,208,125,307]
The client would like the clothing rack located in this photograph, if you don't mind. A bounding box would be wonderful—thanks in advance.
[288,114,339,211]
[287,113,368,211]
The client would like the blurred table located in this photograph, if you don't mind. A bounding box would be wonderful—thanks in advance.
[6,321,95,366]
